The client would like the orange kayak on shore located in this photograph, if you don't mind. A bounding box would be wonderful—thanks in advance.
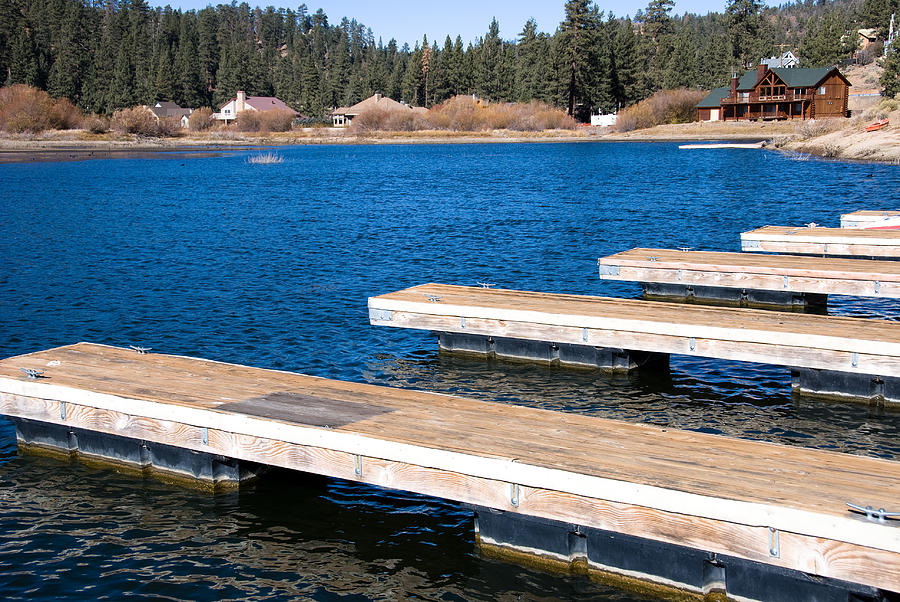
[865,118,889,132]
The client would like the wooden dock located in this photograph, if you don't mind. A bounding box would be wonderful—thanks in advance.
[1,343,898,597]
[597,247,900,299]
[841,210,900,229]
[369,283,900,403]
[741,226,900,257]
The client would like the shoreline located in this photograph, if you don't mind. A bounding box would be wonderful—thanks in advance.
[0,118,897,164]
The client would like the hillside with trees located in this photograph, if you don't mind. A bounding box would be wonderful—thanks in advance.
[0,0,897,121]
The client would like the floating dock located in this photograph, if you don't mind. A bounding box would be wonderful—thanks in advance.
[597,247,900,307]
[841,210,900,229]
[0,343,898,600]
[369,283,900,404]
[677,142,765,149]
[741,226,900,258]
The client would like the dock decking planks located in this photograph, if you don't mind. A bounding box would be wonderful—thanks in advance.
[368,283,900,379]
[841,210,900,229]
[597,247,900,297]
[0,342,899,591]
[741,225,900,257]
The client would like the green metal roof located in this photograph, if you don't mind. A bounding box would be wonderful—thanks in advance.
[735,67,844,91]
[696,87,731,108]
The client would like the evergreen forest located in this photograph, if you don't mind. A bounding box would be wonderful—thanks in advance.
[1,0,897,119]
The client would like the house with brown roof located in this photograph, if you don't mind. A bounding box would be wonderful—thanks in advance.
[696,64,850,121]
[330,93,420,127]
[147,101,193,128]
[214,91,296,124]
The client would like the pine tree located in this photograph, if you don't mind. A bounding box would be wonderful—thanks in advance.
[300,54,322,113]
[643,0,675,46]
[801,13,845,67]
[47,0,88,102]
[641,0,675,92]
[196,8,219,97]
[611,19,640,107]
[476,18,503,100]
[154,45,177,101]
[725,0,763,69]
[175,13,206,107]
[881,46,900,98]
[8,27,41,87]
[698,33,734,89]
[401,43,423,104]
[421,35,431,106]
[664,27,700,88]
[557,0,602,116]
[861,0,899,37]
[516,18,550,102]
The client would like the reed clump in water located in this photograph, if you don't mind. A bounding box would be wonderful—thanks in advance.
[246,152,284,164]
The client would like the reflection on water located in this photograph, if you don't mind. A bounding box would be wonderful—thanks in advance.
[0,450,651,601]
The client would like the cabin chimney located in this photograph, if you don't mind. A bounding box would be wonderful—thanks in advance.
[730,73,738,97]
[374,92,382,102]
[757,63,767,81]
[236,90,246,112]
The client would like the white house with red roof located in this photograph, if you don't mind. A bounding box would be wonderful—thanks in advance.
[214,91,296,124]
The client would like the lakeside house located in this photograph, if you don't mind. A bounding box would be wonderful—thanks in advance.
[696,64,850,121]
[857,28,879,50]
[214,91,296,124]
[760,51,799,69]
[330,93,425,127]
[148,101,192,128]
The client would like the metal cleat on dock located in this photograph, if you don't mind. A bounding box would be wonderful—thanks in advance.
[477,282,496,289]
[129,345,152,354]
[846,502,900,523]
[425,294,442,302]
[19,368,44,379]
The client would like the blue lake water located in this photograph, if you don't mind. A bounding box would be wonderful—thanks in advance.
[1,142,899,599]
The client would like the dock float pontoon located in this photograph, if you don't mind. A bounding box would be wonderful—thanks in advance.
[0,343,898,600]
[741,226,900,258]
[841,210,900,229]
[597,247,900,307]
[368,283,900,404]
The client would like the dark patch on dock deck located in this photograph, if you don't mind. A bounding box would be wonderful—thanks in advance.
[221,392,393,428]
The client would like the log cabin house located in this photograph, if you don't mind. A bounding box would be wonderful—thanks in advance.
[696,64,850,121]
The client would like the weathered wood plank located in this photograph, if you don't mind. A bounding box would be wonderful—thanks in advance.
[741,226,900,257]
[597,248,900,297]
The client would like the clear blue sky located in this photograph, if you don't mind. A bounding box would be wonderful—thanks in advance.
[147,0,731,47]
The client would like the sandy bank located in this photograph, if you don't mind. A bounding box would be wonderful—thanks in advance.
[0,112,897,164]
[773,109,900,163]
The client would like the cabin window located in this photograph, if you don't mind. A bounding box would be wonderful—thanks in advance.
[794,88,805,95]
[739,92,749,100]
[819,86,826,95]
[225,109,231,114]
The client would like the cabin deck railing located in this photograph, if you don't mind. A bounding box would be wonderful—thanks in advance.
[720,91,812,104]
